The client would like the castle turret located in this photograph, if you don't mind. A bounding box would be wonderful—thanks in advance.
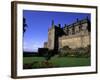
[48,20,55,50]
[52,20,55,28]
[48,20,64,51]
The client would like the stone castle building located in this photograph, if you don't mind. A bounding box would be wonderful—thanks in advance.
[44,17,91,51]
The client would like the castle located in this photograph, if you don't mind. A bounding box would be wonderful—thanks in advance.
[44,17,91,51]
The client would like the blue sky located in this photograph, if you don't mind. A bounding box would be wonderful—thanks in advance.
[23,10,91,52]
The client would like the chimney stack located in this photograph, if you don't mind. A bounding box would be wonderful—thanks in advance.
[76,18,79,22]
[58,24,61,28]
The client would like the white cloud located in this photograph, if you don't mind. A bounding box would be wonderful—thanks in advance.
[23,41,43,52]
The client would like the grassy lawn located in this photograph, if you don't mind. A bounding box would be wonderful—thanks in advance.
[50,56,90,67]
[23,57,45,64]
[23,56,90,69]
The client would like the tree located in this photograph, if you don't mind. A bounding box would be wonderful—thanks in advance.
[23,17,28,34]
[44,50,55,61]
[62,46,70,50]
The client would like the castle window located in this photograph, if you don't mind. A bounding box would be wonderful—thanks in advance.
[69,27,73,35]
[82,23,88,30]
[75,25,79,33]
[63,27,69,35]
[72,26,75,34]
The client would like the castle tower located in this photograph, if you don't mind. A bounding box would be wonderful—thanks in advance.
[48,20,56,50]
[48,20,64,51]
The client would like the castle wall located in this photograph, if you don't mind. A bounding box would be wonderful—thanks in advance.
[59,33,90,49]
[48,28,55,50]
[47,18,91,50]
[44,42,48,48]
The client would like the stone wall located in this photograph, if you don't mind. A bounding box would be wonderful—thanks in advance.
[59,32,90,49]
[44,42,48,48]
[48,27,55,50]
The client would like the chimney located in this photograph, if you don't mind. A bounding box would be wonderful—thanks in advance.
[86,16,89,20]
[58,24,61,28]
[76,18,79,22]
[64,24,67,27]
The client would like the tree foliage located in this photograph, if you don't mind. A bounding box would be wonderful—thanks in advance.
[23,17,28,34]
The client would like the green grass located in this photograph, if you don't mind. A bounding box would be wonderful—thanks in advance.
[23,56,90,69]
[23,57,44,64]
[50,56,90,67]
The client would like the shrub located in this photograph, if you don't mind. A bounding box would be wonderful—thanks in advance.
[58,45,91,58]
